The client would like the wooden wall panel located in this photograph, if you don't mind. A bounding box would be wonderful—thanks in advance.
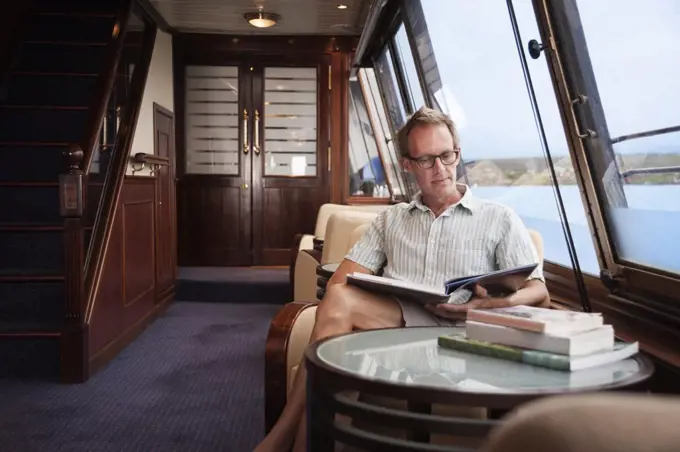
[89,177,173,359]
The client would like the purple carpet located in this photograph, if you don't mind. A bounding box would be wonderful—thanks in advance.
[0,301,281,451]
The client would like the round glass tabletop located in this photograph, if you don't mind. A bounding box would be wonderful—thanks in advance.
[314,326,649,394]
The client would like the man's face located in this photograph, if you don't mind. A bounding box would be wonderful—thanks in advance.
[402,124,460,198]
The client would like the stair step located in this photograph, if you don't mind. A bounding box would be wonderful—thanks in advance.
[0,145,63,182]
[25,13,116,44]
[0,72,98,106]
[13,42,108,74]
[0,275,64,282]
[0,335,61,379]
[0,280,64,325]
[0,108,87,143]
[0,185,60,223]
[0,231,65,274]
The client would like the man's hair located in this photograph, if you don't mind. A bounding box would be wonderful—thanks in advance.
[396,106,460,158]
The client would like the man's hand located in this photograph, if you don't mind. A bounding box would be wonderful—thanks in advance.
[424,284,512,320]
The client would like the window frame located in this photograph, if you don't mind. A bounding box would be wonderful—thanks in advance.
[372,45,416,199]
[354,0,680,377]
[535,0,680,308]
[345,73,395,204]
[358,67,409,202]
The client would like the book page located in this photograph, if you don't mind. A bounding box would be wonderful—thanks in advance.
[349,273,446,296]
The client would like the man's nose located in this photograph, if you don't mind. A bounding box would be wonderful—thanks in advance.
[432,156,446,172]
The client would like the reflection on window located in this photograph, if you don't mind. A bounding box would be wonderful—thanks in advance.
[394,24,426,112]
[576,0,680,275]
[361,68,407,198]
[375,48,418,198]
[412,0,598,272]
[348,76,390,198]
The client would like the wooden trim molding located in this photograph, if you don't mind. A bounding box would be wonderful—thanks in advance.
[546,261,680,393]
[264,301,319,434]
[135,0,177,34]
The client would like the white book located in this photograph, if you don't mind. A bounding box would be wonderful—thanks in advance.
[465,321,615,356]
[467,305,603,335]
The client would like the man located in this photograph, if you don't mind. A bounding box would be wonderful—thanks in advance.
[254,107,548,452]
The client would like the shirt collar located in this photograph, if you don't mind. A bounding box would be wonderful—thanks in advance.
[407,184,478,216]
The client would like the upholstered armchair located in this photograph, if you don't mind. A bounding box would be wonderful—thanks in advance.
[292,211,380,302]
[266,230,547,445]
[289,204,388,299]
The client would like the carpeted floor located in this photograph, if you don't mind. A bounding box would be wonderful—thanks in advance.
[0,301,281,452]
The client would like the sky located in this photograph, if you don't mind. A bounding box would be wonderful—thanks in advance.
[402,0,680,159]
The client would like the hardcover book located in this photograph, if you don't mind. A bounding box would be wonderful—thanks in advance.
[437,333,638,372]
[346,263,538,305]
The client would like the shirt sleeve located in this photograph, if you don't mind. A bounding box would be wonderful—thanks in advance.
[495,208,545,282]
[344,210,387,274]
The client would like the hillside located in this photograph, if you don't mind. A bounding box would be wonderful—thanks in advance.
[461,153,680,185]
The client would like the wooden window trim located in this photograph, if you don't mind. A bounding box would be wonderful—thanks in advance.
[546,261,680,372]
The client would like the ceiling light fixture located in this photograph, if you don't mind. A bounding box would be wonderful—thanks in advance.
[337,4,348,9]
[244,9,280,28]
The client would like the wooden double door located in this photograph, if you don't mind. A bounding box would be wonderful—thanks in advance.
[177,57,330,266]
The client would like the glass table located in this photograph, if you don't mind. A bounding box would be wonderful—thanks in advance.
[305,326,654,451]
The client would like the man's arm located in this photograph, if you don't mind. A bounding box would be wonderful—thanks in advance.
[431,209,549,318]
[326,210,387,291]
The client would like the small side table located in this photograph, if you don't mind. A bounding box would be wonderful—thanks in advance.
[305,326,654,451]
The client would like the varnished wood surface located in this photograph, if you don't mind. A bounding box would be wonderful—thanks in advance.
[153,103,176,299]
[264,300,318,434]
[174,36,352,266]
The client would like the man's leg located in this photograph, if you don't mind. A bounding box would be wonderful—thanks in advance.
[254,283,404,452]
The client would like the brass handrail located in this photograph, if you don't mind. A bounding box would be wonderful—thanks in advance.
[130,152,170,175]
[83,23,158,324]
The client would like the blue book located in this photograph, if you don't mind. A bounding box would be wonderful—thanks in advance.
[346,263,538,305]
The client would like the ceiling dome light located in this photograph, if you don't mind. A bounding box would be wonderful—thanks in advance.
[244,11,280,28]
[337,4,348,9]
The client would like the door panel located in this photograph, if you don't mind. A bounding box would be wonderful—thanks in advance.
[177,60,330,266]
[252,61,330,265]
[153,104,176,295]
[177,65,252,266]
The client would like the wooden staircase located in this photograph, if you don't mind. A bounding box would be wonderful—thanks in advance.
[0,0,128,379]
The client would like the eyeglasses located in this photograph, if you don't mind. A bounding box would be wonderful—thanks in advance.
[408,150,459,169]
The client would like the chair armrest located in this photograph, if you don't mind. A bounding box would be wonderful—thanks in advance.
[294,249,322,302]
[289,234,315,299]
[482,393,680,452]
[264,301,319,434]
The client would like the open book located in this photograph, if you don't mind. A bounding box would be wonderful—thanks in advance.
[346,263,538,305]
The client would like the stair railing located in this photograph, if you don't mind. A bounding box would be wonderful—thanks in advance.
[83,22,157,324]
[59,0,134,382]
[58,0,156,381]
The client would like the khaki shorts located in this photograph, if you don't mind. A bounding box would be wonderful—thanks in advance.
[395,297,461,327]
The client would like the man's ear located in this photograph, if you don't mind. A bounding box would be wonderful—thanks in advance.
[401,157,412,172]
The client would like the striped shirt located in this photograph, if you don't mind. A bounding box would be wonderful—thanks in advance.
[345,185,544,304]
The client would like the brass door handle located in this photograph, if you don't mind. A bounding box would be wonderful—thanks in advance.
[242,109,249,154]
[253,109,261,155]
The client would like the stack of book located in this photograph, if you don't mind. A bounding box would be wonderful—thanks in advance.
[438,306,639,371]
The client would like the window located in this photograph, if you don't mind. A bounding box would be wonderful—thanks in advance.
[402,0,599,273]
[572,0,680,275]
[374,47,418,198]
[347,76,390,198]
[361,68,408,199]
[393,24,427,112]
